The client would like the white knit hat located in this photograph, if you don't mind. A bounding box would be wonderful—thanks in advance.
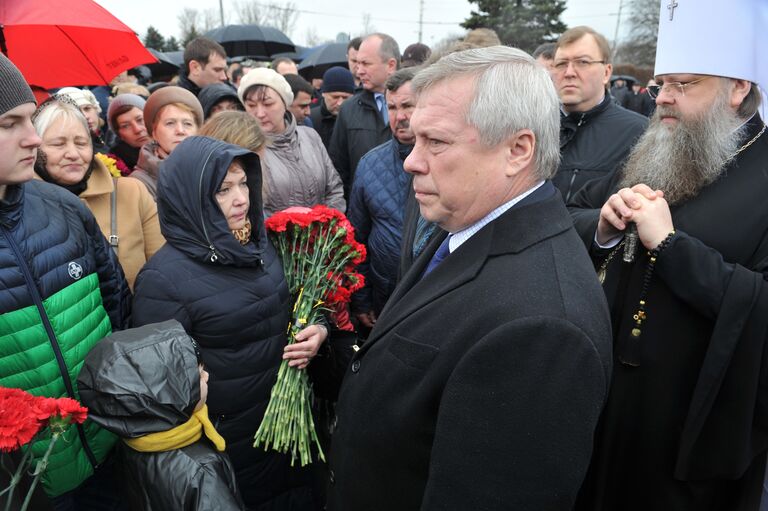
[237,68,294,106]
[56,87,102,113]
[654,0,767,87]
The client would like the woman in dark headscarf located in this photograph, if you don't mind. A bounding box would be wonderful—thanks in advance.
[132,136,328,510]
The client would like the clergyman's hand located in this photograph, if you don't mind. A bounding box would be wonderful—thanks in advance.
[596,185,662,244]
[629,193,674,250]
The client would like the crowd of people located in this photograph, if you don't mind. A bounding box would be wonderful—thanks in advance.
[1,0,767,509]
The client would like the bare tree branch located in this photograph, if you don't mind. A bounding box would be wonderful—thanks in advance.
[234,0,266,25]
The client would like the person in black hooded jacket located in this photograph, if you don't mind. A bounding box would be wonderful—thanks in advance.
[198,83,244,121]
[78,319,244,511]
[131,136,328,510]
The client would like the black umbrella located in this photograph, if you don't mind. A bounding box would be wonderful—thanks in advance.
[298,42,348,80]
[610,74,638,87]
[146,48,181,79]
[205,24,295,59]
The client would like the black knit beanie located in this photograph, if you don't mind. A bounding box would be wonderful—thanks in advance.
[0,53,36,116]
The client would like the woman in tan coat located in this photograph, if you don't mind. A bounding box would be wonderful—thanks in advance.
[33,99,164,289]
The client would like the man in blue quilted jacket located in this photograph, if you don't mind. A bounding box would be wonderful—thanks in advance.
[347,67,417,332]
[0,53,131,509]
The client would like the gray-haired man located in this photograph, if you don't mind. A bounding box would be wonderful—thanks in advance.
[327,46,613,511]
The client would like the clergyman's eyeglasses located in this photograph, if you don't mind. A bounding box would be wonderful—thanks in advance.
[647,76,710,98]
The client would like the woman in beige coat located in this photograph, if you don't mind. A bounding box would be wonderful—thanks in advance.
[33,99,163,289]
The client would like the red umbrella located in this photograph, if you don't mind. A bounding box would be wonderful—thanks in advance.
[0,0,157,88]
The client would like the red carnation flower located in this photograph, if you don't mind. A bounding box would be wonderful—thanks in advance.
[0,388,44,452]
[255,205,372,466]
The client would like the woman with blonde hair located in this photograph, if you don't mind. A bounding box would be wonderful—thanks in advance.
[131,86,204,200]
[32,99,164,289]
[199,110,269,201]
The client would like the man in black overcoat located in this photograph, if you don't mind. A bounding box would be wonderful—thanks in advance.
[327,45,614,511]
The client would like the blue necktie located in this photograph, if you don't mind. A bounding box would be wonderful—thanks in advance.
[422,235,451,278]
[377,94,389,124]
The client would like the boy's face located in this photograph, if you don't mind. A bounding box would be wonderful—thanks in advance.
[194,365,209,412]
[0,103,41,193]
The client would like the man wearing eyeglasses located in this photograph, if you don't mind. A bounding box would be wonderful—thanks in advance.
[568,1,768,510]
[552,26,647,203]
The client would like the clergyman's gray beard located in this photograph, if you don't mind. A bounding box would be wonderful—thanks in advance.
[618,92,746,205]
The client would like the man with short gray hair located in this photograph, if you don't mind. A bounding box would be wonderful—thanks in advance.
[328,46,613,511]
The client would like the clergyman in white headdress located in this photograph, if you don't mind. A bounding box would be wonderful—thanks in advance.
[568,0,768,509]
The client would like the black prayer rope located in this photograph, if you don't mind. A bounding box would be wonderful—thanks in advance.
[629,230,677,341]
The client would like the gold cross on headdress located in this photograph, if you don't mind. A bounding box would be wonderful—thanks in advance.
[668,0,679,20]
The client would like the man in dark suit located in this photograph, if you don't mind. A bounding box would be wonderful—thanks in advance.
[327,46,614,511]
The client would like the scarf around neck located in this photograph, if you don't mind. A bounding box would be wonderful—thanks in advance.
[123,404,226,453]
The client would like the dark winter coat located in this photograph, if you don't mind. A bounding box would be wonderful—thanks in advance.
[109,138,141,170]
[0,180,131,497]
[609,85,630,108]
[328,183,614,510]
[78,320,243,511]
[309,99,335,150]
[177,70,202,97]
[347,139,411,315]
[625,89,655,117]
[328,89,391,199]
[569,114,768,511]
[131,136,317,510]
[554,95,648,202]
[397,175,442,281]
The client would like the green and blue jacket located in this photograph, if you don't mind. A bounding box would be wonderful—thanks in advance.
[0,180,130,497]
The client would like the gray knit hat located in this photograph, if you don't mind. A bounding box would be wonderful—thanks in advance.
[107,93,147,131]
[0,53,36,116]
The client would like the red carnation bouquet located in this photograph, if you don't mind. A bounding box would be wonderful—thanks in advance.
[1,387,88,510]
[254,205,366,466]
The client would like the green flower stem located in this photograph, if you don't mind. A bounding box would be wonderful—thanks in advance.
[257,217,361,466]
[19,431,60,511]
[2,444,35,511]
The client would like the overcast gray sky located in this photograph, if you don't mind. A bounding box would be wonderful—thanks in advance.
[95,0,627,50]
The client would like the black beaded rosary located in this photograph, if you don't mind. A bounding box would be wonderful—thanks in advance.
[597,230,676,366]
[629,230,676,341]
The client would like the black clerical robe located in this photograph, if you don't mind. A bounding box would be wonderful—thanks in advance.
[568,114,768,511]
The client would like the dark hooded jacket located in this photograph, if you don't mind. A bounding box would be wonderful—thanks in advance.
[77,320,243,511]
[131,137,318,510]
[199,83,243,120]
